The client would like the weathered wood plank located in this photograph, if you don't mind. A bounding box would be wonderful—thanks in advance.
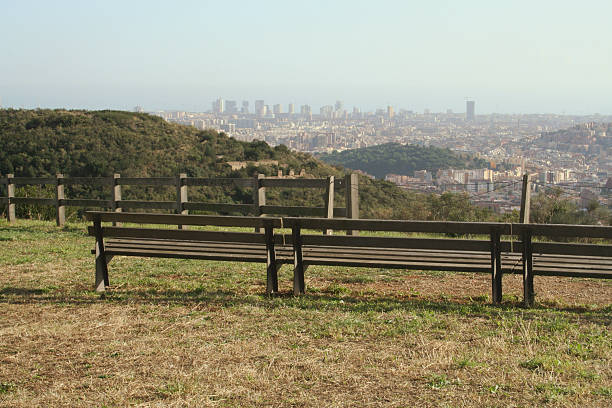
[104,247,269,263]
[513,223,612,239]
[117,200,177,210]
[300,234,491,251]
[183,202,257,214]
[85,211,283,227]
[185,178,255,188]
[303,257,493,272]
[531,242,612,257]
[117,177,176,186]
[260,178,328,188]
[261,205,326,216]
[98,227,268,244]
[11,197,56,206]
[284,217,511,235]
[63,199,112,207]
[12,177,55,185]
[63,177,114,186]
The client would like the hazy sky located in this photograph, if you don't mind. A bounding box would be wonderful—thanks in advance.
[1,0,611,114]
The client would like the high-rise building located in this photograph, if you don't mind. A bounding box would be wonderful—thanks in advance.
[255,100,265,116]
[387,105,394,119]
[466,100,475,121]
[300,104,311,115]
[241,101,249,114]
[288,103,295,115]
[273,104,282,114]
[212,97,225,114]
[225,100,237,114]
[335,100,343,112]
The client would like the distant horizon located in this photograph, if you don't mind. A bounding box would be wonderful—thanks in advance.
[1,100,611,118]
[2,1,612,116]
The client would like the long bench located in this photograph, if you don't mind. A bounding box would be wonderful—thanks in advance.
[87,212,612,306]
[283,217,514,303]
[284,218,612,305]
[86,211,292,293]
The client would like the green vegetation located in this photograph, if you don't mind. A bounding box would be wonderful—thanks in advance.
[0,220,610,406]
[0,109,497,222]
[318,143,488,179]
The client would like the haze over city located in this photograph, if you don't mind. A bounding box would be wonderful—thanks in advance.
[1,0,611,114]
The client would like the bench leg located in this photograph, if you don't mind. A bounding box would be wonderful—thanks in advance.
[95,245,107,293]
[266,261,279,295]
[293,264,306,296]
[491,230,503,305]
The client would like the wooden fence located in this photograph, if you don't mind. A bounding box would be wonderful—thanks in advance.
[0,173,359,226]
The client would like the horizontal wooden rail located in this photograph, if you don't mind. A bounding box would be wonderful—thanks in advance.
[11,177,56,185]
[85,211,283,228]
[116,177,176,186]
[260,178,328,188]
[300,234,491,251]
[185,178,255,188]
[63,177,114,186]
[183,202,256,213]
[117,200,176,210]
[12,197,56,206]
[88,226,269,244]
[62,199,112,207]
[512,223,612,239]
[284,217,511,235]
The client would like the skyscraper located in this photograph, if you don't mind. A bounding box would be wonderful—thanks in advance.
[288,103,295,115]
[255,100,265,116]
[241,101,249,114]
[466,100,475,121]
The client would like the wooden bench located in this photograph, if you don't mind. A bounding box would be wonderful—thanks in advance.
[86,212,611,306]
[86,211,291,293]
[283,218,612,305]
[283,217,514,303]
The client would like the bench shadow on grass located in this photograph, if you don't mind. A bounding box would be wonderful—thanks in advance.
[1,285,611,325]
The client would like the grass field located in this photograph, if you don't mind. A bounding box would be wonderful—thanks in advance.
[0,219,610,407]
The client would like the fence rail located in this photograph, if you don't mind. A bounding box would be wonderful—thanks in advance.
[1,173,359,227]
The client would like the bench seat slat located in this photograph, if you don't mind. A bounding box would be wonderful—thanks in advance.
[302,257,494,272]
[104,247,271,263]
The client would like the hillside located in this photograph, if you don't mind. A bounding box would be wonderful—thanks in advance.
[318,143,489,179]
[0,109,495,221]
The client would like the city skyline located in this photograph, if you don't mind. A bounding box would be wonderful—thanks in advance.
[1,1,612,114]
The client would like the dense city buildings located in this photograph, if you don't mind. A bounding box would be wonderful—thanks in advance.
[152,99,612,214]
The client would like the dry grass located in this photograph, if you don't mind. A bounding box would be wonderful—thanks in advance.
[0,220,610,407]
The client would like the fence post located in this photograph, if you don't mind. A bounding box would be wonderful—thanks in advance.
[323,175,334,235]
[253,174,265,233]
[6,174,15,223]
[519,174,531,223]
[56,174,65,227]
[111,173,121,226]
[176,173,188,229]
[522,228,534,307]
[345,173,359,235]
[490,228,503,304]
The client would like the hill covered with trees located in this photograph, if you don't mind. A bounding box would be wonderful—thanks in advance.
[0,109,494,222]
[318,143,488,179]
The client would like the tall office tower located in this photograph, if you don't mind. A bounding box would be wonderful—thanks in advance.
[255,100,265,116]
[288,103,295,115]
[320,105,334,118]
[334,100,343,112]
[387,105,394,119]
[466,100,475,121]
[225,100,237,114]
[212,97,225,114]
[273,104,282,114]
[300,104,311,115]
[241,100,249,114]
